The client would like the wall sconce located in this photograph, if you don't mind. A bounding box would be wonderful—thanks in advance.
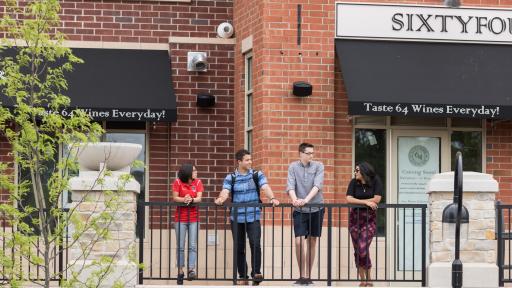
[187,52,208,72]
[196,92,215,107]
[293,81,313,97]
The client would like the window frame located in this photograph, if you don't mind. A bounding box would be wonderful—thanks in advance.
[244,52,254,152]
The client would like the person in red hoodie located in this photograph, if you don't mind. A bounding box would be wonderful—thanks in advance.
[172,163,203,285]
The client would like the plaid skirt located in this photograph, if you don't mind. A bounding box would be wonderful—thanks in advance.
[349,208,377,269]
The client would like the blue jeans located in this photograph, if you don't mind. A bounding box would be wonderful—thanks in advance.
[175,222,198,269]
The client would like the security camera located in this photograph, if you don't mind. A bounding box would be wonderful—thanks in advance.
[187,52,208,72]
[217,22,234,39]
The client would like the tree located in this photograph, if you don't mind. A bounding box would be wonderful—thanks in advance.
[0,0,139,287]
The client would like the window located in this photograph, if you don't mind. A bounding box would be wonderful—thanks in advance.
[451,131,482,172]
[245,53,253,152]
[354,129,387,236]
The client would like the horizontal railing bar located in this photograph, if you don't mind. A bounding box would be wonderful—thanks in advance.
[141,277,423,282]
[142,202,427,209]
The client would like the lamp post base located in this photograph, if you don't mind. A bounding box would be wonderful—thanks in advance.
[452,259,463,288]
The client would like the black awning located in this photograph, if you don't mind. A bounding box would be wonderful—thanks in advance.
[336,39,512,119]
[1,48,176,122]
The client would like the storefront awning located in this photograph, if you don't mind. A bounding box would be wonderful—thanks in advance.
[336,39,512,119]
[1,48,176,122]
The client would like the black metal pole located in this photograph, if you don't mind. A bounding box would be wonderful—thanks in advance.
[327,207,332,286]
[497,201,504,287]
[138,201,144,285]
[452,152,463,288]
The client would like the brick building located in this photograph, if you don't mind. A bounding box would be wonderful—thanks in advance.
[1,0,236,206]
[2,0,512,284]
[1,0,512,223]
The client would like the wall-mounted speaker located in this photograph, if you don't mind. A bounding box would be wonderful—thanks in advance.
[196,93,215,107]
[293,81,313,97]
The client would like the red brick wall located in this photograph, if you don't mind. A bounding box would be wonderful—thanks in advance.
[486,120,512,203]
[0,135,12,203]
[58,0,233,43]
[334,60,352,202]
[234,0,336,205]
[158,42,235,203]
[233,0,263,154]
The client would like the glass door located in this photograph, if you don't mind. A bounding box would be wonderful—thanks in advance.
[388,130,450,281]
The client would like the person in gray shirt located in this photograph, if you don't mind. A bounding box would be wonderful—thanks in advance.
[287,142,324,286]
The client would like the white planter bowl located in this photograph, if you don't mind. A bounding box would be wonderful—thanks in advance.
[72,142,142,171]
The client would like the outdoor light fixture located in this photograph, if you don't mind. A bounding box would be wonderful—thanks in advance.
[442,151,469,288]
[187,52,208,72]
[444,0,461,8]
[292,81,313,97]
[196,92,215,107]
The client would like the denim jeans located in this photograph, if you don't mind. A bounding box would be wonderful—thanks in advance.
[231,220,261,279]
[175,222,198,269]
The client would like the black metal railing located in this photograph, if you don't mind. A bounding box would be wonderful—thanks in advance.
[138,202,427,286]
[496,201,512,286]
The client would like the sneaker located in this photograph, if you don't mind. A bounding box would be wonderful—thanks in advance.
[187,270,196,281]
[306,278,314,285]
[252,273,263,285]
[177,272,184,285]
[236,279,249,285]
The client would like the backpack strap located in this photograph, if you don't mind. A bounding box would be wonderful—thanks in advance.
[230,172,236,197]
[253,170,262,203]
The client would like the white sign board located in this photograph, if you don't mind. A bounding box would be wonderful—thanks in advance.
[336,3,512,44]
[397,136,439,271]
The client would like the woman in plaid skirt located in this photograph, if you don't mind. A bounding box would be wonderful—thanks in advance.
[346,162,383,287]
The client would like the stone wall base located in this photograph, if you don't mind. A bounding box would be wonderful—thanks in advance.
[74,261,138,288]
[428,262,498,287]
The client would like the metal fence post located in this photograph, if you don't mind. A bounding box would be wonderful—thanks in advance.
[421,205,426,287]
[497,201,504,287]
[232,206,238,285]
[327,206,332,286]
[138,201,145,285]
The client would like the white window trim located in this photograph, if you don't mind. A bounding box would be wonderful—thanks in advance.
[244,52,253,151]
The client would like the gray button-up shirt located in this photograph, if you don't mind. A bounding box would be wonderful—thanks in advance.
[287,160,324,213]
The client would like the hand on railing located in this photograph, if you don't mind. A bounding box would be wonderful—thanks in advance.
[292,199,306,207]
[184,194,193,205]
[214,196,226,206]
[365,201,378,210]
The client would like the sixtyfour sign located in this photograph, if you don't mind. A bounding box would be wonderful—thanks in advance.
[336,3,512,44]
[336,2,512,119]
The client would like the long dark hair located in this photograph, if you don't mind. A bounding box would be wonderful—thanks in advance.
[356,161,377,186]
[178,163,194,183]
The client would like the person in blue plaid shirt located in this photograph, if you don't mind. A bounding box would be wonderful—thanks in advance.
[215,149,279,286]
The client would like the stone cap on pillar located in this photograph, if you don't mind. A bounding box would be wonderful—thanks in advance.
[427,172,498,194]
[69,176,140,193]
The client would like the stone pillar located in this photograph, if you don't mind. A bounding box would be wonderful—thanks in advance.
[427,172,499,288]
[67,143,141,287]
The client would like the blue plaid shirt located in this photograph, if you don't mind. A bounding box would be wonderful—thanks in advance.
[222,169,268,223]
